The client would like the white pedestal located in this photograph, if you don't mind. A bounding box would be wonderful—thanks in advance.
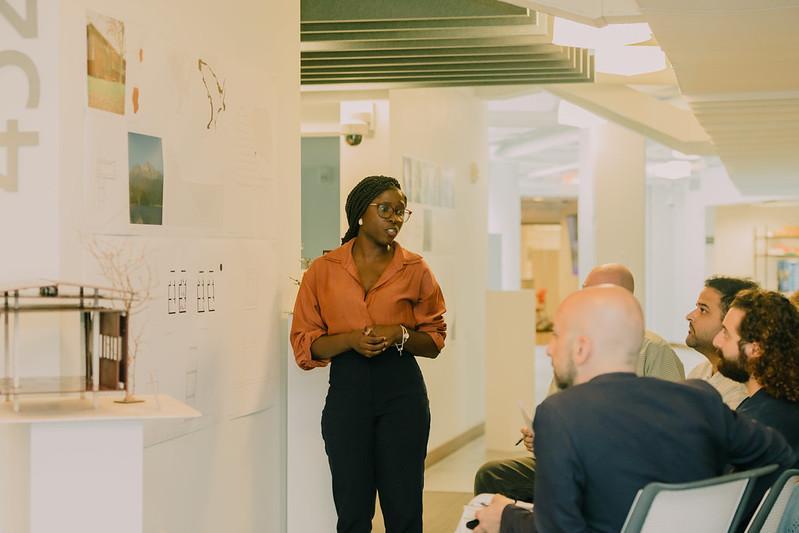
[286,361,337,533]
[286,315,337,533]
[0,395,199,533]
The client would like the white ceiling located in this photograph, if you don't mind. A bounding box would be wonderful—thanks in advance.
[497,0,799,196]
[636,0,799,195]
[485,88,722,198]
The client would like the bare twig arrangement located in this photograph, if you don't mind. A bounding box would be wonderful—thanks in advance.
[88,239,153,402]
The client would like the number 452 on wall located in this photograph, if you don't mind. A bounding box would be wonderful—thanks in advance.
[1,0,42,192]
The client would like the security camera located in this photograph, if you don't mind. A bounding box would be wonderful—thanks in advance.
[340,117,370,147]
[345,134,363,146]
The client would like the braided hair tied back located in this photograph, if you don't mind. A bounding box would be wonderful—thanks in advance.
[341,175,402,244]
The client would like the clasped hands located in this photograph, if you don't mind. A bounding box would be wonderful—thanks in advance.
[351,325,402,357]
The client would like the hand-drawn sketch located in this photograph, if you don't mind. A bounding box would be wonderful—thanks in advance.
[87,11,126,114]
[198,59,226,129]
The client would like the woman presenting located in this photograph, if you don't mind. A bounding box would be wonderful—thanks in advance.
[291,175,447,533]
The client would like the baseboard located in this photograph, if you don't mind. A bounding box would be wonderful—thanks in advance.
[425,422,485,468]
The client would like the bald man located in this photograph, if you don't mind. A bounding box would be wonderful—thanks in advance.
[581,263,684,383]
[474,264,684,503]
[474,286,794,533]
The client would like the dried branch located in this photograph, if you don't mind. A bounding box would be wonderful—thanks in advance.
[88,239,154,399]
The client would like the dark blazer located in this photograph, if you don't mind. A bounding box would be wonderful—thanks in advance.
[501,373,796,533]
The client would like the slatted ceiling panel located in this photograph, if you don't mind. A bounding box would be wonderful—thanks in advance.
[300,0,594,89]
[301,0,528,22]
[302,35,559,53]
[302,16,539,34]
[689,96,799,194]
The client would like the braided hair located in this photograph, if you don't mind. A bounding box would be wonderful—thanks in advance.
[341,175,402,244]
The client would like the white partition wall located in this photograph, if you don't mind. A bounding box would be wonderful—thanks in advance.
[485,290,537,453]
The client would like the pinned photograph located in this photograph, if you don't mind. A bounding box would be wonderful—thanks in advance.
[128,132,164,225]
[87,11,126,114]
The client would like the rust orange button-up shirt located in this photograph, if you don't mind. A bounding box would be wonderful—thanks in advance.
[290,239,447,370]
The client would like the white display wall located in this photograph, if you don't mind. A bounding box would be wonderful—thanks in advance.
[1,0,300,531]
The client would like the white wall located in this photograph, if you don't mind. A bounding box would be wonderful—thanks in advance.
[644,165,779,342]
[578,122,647,308]
[713,203,799,288]
[5,1,300,531]
[0,0,61,282]
[389,87,488,449]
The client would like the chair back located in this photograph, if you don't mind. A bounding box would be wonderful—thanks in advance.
[621,465,778,533]
[777,488,799,533]
[745,469,799,533]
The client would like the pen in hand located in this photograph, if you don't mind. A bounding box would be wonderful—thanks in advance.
[514,436,523,446]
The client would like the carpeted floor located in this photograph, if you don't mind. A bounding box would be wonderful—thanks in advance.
[371,491,473,532]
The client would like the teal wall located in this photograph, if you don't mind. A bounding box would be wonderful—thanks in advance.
[301,137,340,261]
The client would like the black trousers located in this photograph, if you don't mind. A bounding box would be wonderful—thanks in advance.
[322,349,430,533]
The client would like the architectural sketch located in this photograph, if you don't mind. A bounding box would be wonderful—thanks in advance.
[198,59,226,129]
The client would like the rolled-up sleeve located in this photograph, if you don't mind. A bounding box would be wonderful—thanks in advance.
[413,266,447,352]
[290,266,330,370]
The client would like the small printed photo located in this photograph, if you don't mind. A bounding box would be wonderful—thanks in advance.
[128,132,164,225]
[87,11,126,114]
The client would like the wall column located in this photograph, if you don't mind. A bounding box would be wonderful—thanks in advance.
[578,122,646,308]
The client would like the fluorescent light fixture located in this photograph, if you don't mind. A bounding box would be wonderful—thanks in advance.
[648,160,692,180]
[594,46,666,76]
[557,100,606,129]
[553,18,652,48]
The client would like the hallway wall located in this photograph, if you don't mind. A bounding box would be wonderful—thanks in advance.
[389,88,489,449]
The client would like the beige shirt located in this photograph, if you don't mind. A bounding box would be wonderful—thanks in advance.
[688,360,749,410]
[637,330,685,382]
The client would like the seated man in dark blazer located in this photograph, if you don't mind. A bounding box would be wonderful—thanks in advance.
[474,285,795,533]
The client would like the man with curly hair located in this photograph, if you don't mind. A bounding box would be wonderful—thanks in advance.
[713,288,799,454]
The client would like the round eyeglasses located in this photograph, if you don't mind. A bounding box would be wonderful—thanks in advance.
[369,202,412,223]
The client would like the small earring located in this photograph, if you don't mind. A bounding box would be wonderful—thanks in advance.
[358,218,363,226]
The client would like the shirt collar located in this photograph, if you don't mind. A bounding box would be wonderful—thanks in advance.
[324,239,423,293]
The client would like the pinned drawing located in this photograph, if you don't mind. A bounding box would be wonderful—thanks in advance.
[87,11,126,115]
[198,59,226,129]
[128,132,164,225]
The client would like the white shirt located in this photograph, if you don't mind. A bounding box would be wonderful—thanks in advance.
[688,360,748,410]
